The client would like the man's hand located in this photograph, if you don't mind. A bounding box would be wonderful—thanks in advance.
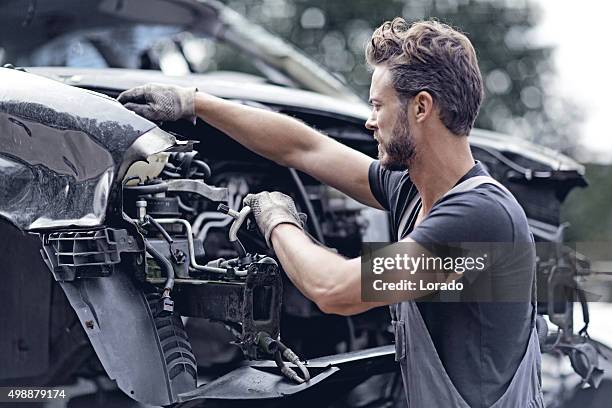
[117,83,197,123]
[243,191,303,247]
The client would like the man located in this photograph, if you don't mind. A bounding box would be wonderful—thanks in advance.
[119,18,543,407]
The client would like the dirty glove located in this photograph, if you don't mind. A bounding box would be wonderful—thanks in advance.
[117,83,197,123]
[243,191,303,247]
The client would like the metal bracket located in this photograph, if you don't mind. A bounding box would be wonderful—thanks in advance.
[40,228,141,281]
[165,179,228,202]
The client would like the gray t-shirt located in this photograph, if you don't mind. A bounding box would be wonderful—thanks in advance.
[368,160,536,408]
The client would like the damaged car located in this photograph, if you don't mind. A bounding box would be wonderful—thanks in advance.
[1,0,610,407]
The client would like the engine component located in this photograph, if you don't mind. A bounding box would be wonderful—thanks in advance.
[145,237,192,279]
[153,218,227,274]
[218,203,250,258]
[125,179,227,206]
[258,332,311,384]
[145,196,182,218]
[164,151,212,180]
[150,256,283,359]
[144,238,176,315]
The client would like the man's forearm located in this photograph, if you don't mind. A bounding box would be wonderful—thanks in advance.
[194,92,321,168]
[270,224,379,315]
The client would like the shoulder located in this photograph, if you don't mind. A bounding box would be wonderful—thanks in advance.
[444,184,515,217]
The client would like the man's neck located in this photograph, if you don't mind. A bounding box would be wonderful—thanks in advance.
[409,145,475,214]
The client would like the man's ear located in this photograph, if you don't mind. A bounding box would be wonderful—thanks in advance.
[413,91,434,123]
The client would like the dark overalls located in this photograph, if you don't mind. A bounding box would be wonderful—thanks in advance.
[392,176,545,407]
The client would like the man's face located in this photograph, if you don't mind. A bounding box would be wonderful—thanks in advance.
[365,65,416,171]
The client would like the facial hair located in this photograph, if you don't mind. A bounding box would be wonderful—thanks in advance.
[379,109,416,171]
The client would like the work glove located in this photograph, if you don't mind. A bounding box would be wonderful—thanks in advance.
[117,83,197,123]
[243,191,304,247]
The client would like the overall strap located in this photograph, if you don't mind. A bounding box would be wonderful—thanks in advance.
[444,175,510,197]
[397,196,421,241]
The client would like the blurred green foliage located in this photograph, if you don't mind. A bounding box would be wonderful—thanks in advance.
[563,164,612,242]
[222,0,582,155]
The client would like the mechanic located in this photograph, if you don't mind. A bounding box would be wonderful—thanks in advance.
[119,18,543,408]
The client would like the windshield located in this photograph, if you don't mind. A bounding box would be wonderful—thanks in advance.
[13,25,282,82]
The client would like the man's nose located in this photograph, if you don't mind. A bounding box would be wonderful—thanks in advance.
[365,116,377,131]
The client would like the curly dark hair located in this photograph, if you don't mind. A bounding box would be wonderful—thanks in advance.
[366,18,484,136]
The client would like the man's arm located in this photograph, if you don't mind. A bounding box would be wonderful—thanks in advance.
[270,224,456,315]
[117,84,383,209]
[245,191,459,316]
[270,223,384,316]
[194,92,382,209]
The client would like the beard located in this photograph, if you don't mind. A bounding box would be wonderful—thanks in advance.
[378,109,416,171]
